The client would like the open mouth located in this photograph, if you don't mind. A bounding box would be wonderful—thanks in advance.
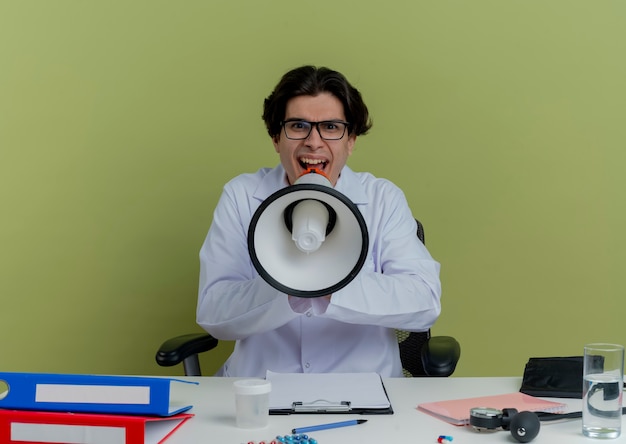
[299,157,328,172]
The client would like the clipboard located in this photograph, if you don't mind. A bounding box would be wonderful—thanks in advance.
[266,371,394,415]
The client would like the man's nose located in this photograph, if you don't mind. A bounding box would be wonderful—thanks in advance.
[305,124,324,146]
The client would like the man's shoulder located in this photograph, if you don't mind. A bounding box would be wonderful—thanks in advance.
[224,167,275,190]
[350,170,403,195]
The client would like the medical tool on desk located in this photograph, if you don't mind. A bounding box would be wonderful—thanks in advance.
[470,407,541,443]
[469,404,626,443]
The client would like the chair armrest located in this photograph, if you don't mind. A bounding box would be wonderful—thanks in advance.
[421,335,461,377]
[155,333,218,367]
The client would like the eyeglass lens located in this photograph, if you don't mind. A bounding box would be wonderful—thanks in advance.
[283,120,348,140]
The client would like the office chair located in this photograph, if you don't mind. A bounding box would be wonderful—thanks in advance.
[156,219,460,377]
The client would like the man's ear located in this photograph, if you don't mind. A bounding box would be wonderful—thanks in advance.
[347,134,357,156]
[272,134,280,152]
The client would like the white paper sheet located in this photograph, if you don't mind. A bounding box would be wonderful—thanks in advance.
[266,371,391,410]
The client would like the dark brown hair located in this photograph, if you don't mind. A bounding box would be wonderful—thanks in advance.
[262,65,372,138]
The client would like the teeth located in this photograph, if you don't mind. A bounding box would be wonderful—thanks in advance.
[300,158,325,165]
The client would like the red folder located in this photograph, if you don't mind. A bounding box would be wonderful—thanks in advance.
[0,409,193,444]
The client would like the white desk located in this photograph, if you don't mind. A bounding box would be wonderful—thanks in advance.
[167,377,621,443]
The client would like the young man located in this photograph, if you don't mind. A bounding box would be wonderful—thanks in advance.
[197,66,441,377]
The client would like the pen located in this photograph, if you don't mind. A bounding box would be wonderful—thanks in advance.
[292,419,368,434]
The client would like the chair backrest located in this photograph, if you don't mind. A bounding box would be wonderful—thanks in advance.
[395,218,430,377]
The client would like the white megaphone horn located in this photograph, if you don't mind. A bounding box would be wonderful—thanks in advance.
[248,168,369,298]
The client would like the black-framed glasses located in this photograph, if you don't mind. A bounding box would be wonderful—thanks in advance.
[281,119,350,141]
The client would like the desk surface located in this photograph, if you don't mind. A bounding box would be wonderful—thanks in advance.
[168,376,619,443]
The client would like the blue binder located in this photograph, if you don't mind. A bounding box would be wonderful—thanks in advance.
[0,372,197,416]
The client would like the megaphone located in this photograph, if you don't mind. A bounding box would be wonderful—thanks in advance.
[248,169,369,298]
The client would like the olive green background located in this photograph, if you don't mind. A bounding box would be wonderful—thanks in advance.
[1,1,625,377]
